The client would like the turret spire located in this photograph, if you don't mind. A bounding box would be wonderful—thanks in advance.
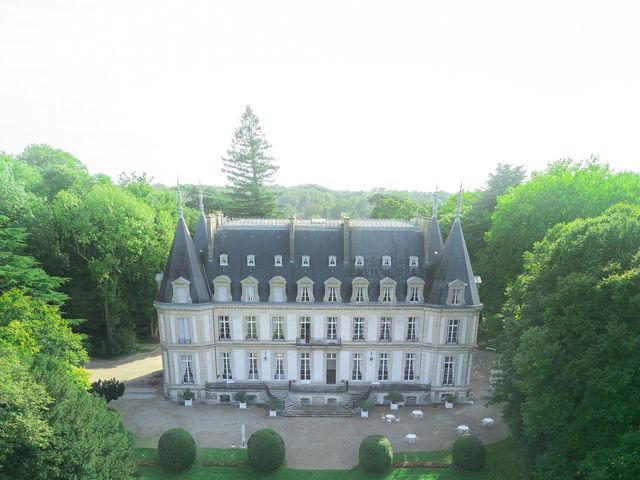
[432,185,439,217]
[198,181,205,215]
[177,177,184,218]
[456,182,462,219]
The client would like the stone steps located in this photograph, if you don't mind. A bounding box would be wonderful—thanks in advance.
[121,387,157,400]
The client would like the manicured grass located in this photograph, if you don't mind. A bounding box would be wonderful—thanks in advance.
[136,437,527,480]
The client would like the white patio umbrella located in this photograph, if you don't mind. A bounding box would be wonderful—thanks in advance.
[241,424,246,448]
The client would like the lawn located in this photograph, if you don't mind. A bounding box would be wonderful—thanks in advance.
[136,437,527,479]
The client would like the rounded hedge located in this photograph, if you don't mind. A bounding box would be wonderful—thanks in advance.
[247,428,285,472]
[158,428,197,471]
[452,434,486,471]
[359,435,393,473]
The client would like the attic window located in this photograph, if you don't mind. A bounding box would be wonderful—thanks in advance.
[328,255,337,267]
[323,277,342,302]
[213,275,232,302]
[219,254,228,266]
[301,255,310,267]
[378,277,397,303]
[296,277,315,303]
[382,255,391,267]
[409,256,419,267]
[171,277,191,304]
[247,254,255,267]
[274,255,283,267]
[446,280,467,306]
[241,276,259,302]
[355,256,364,267]
[269,276,287,303]
[350,277,369,303]
[406,276,425,303]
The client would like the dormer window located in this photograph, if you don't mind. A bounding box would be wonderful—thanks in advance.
[241,276,259,302]
[274,255,283,267]
[406,276,425,303]
[213,275,232,302]
[268,276,287,303]
[378,277,397,303]
[409,256,419,267]
[301,255,310,267]
[296,277,314,303]
[219,254,228,266]
[355,255,364,267]
[447,280,467,306]
[247,254,255,266]
[171,277,191,304]
[382,255,391,267]
[328,255,337,267]
[323,277,342,302]
[350,277,369,303]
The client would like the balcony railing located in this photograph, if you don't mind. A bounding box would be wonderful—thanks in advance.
[295,336,342,347]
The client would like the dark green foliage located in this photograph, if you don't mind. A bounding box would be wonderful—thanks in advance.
[452,435,486,471]
[222,105,279,218]
[91,377,125,402]
[247,428,285,472]
[158,428,197,472]
[385,392,403,404]
[359,435,393,473]
[0,215,67,305]
[495,203,640,479]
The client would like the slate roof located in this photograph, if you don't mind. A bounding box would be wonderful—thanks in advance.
[157,216,211,303]
[158,215,480,307]
[425,217,481,306]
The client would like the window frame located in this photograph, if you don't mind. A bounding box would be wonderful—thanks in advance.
[246,254,255,267]
[443,356,455,386]
[219,253,228,266]
[181,354,194,384]
[446,319,460,344]
[300,352,311,381]
[301,255,310,267]
[296,277,315,302]
[240,276,259,302]
[377,353,389,381]
[177,317,192,344]
[407,316,418,342]
[274,255,283,266]
[404,353,416,381]
[352,353,363,381]
[245,315,257,341]
[379,317,392,341]
[218,315,231,340]
[248,352,259,380]
[350,277,369,303]
[272,316,285,341]
[221,352,233,380]
[352,316,365,341]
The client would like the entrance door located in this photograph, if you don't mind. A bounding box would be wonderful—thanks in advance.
[326,353,336,384]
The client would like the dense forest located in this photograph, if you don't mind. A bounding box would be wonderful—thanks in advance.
[2,143,640,478]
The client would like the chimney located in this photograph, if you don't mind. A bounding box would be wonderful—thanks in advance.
[342,214,350,266]
[207,211,223,261]
[288,214,296,263]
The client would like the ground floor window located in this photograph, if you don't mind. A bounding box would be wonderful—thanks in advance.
[404,353,415,380]
[222,352,233,380]
[352,353,363,380]
[274,352,285,380]
[181,354,194,384]
[443,356,455,386]
[378,353,389,381]
[248,352,259,380]
[300,353,311,380]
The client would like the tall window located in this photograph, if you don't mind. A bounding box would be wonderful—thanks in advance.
[327,317,338,340]
[177,318,191,344]
[245,316,257,340]
[377,353,389,380]
[407,317,417,341]
[447,319,460,344]
[443,356,455,386]
[451,288,462,305]
[218,315,230,340]
[352,353,363,380]
[382,286,393,302]
[355,286,365,302]
[245,285,257,302]
[300,353,310,380]
[300,317,311,343]
[248,352,259,380]
[300,285,311,302]
[181,354,194,384]
[274,353,285,380]
[222,352,232,380]
[327,286,337,302]
[272,316,285,340]
[352,317,365,341]
[404,353,415,380]
[379,317,392,341]
[409,287,420,303]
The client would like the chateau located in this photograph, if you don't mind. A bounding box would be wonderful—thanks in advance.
[154,191,482,413]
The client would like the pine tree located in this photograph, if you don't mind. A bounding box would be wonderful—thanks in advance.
[222,106,279,217]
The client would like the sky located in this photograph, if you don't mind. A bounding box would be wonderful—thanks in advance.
[1,1,639,193]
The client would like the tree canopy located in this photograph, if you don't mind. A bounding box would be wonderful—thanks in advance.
[222,105,279,217]
[494,203,640,479]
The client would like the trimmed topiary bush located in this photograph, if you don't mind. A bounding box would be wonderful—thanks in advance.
[247,428,285,472]
[158,428,197,471]
[359,435,393,473]
[452,434,486,471]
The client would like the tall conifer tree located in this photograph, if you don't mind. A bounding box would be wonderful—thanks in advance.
[222,105,279,217]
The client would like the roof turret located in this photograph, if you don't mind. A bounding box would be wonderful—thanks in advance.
[194,186,209,259]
